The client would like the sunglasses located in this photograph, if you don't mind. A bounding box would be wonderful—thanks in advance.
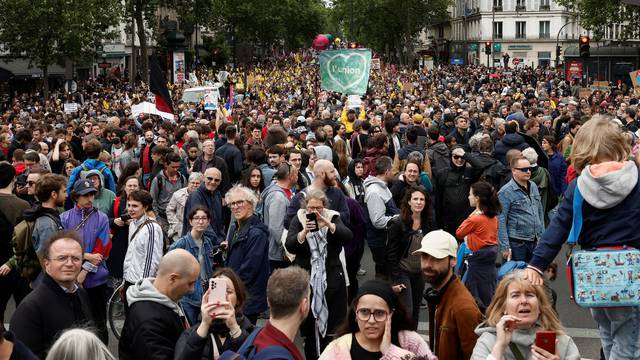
[452,155,465,160]
[514,167,533,173]
[206,176,221,183]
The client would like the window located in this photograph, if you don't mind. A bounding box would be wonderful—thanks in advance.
[539,21,550,39]
[540,0,550,10]
[516,0,526,11]
[493,22,503,39]
[516,21,527,39]
[493,0,502,10]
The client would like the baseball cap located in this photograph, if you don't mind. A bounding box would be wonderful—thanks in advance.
[412,230,458,259]
[73,179,97,196]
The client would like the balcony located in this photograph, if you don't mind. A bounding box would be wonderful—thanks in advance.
[539,33,550,39]
[493,5,503,12]
[539,4,550,10]
[516,5,526,11]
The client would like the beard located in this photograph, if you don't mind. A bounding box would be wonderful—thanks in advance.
[423,262,451,288]
[323,175,336,187]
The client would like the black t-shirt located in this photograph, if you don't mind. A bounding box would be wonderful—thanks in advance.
[350,333,382,360]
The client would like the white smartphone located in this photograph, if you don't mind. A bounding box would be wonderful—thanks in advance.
[208,278,227,304]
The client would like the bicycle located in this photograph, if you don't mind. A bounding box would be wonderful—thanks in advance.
[107,279,126,339]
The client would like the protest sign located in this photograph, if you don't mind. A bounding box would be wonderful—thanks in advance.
[319,49,372,95]
[204,91,219,110]
[64,103,78,113]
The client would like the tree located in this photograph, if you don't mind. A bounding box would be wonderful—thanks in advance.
[0,0,122,97]
[556,0,640,41]
[331,0,449,65]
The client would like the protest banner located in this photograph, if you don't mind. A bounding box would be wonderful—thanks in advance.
[64,103,78,113]
[319,49,372,95]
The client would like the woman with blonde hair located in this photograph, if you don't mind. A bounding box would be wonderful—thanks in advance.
[525,115,640,359]
[45,328,115,360]
[471,270,580,360]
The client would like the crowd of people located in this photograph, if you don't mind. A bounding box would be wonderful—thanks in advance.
[1,50,640,359]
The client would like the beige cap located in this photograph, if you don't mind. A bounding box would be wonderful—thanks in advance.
[412,230,458,259]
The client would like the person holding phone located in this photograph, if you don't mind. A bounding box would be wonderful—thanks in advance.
[169,207,222,325]
[471,270,580,360]
[107,176,140,281]
[285,189,352,360]
[174,268,254,360]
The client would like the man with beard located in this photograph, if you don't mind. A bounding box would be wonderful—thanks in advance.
[415,230,482,360]
[284,159,349,228]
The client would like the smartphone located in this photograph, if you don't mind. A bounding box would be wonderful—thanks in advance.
[208,278,227,304]
[535,330,556,354]
[120,214,131,222]
[306,212,319,232]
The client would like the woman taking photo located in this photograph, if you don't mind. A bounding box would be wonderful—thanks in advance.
[285,189,352,360]
[456,181,501,311]
[319,280,436,360]
[107,175,140,281]
[170,207,222,325]
[174,268,254,360]
[386,185,434,326]
[471,270,580,360]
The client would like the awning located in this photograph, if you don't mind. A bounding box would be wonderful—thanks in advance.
[0,58,64,79]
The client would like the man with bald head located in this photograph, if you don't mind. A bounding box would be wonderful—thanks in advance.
[191,139,231,193]
[284,159,350,228]
[182,167,224,238]
[119,249,200,360]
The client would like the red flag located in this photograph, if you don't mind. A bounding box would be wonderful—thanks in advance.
[149,57,174,114]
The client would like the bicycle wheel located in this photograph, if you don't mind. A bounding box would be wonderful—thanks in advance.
[107,281,126,339]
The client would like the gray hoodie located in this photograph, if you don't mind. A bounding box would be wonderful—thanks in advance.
[471,321,581,360]
[82,169,116,215]
[363,175,395,229]
[577,160,638,210]
[261,184,290,261]
[126,278,183,316]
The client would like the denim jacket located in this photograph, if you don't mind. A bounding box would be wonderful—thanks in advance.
[497,179,545,251]
[169,232,218,307]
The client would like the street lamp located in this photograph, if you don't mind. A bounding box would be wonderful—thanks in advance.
[556,20,577,68]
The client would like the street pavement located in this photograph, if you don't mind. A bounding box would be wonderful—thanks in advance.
[4,244,601,359]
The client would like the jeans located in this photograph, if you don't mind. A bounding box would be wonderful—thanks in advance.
[591,306,640,360]
[509,240,536,263]
[396,272,425,328]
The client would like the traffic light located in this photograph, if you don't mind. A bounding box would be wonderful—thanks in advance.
[556,45,561,60]
[579,36,590,58]
[484,41,492,55]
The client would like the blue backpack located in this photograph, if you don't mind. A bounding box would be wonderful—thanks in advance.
[218,327,295,360]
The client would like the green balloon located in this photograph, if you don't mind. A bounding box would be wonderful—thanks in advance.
[325,34,334,42]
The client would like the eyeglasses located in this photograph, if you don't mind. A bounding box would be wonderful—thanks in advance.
[206,176,221,183]
[514,167,533,173]
[356,308,389,322]
[192,216,209,222]
[228,200,247,208]
[49,255,82,264]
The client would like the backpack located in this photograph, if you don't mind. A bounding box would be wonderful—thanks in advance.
[479,160,509,189]
[256,184,287,222]
[155,173,186,194]
[79,162,108,181]
[12,214,60,281]
[218,327,295,360]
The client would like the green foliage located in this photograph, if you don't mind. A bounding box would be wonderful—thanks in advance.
[209,0,328,49]
[0,0,122,70]
[331,0,450,63]
[556,0,640,41]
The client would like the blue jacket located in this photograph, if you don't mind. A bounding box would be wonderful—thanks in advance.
[397,143,424,161]
[530,176,640,272]
[494,133,529,165]
[225,215,269,316]
[547,151,567,196]
[497,179,545,251]
[66,159,116,194]
[169,232,219,307]
[182,184,224,239]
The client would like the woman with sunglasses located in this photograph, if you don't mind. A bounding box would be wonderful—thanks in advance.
[319,280,436,360]
[169,207,221,325]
